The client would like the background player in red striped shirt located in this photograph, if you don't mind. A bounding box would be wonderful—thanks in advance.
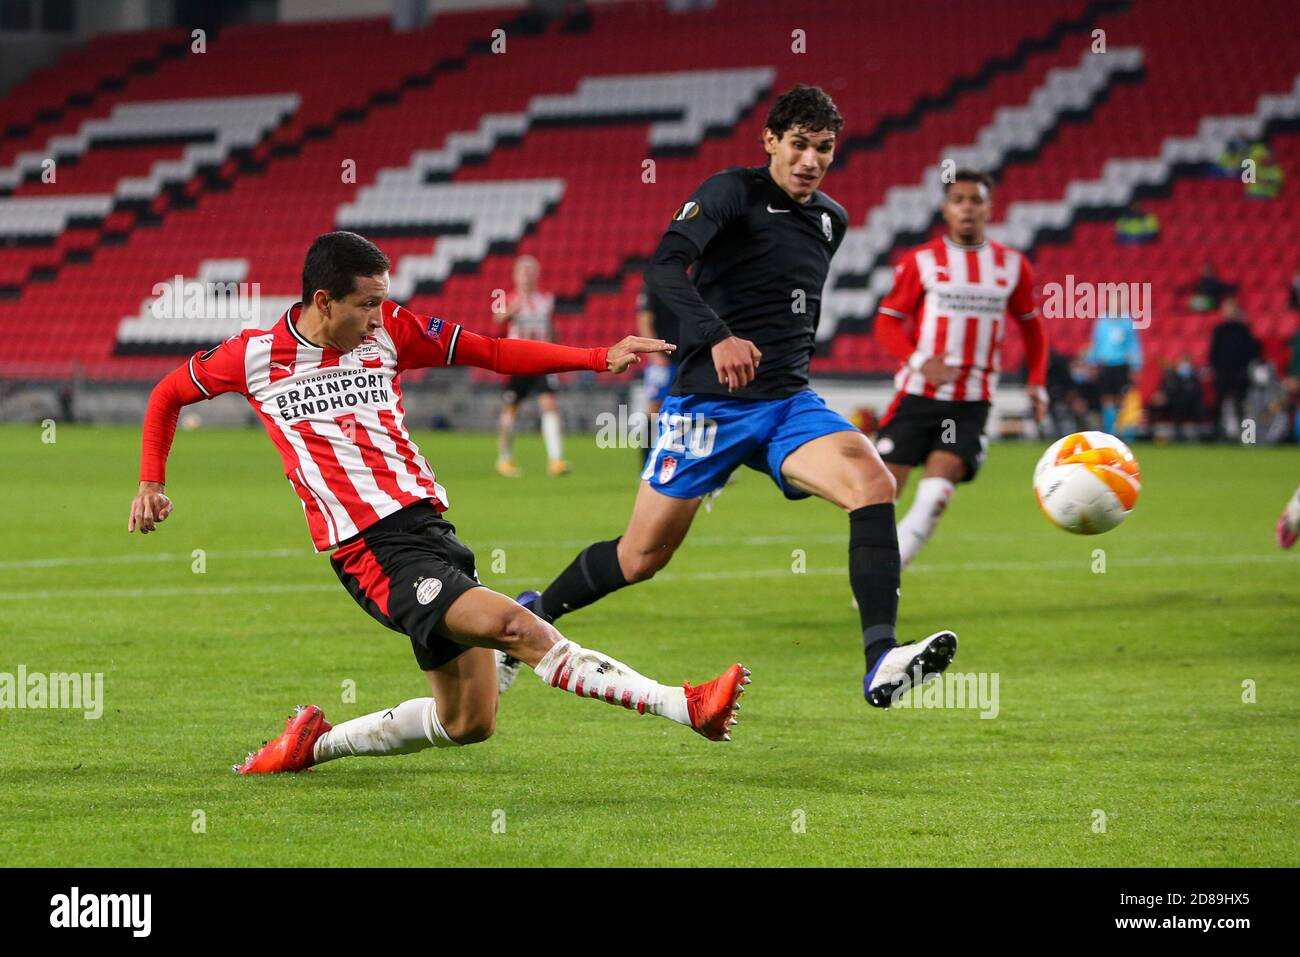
[491,254,569,478]
[873,170,1048,568]
[127,231,749,772]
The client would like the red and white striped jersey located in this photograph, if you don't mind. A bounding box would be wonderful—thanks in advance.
[503,290,555,341]
[878,236,1037,402]
[186,300,461,551]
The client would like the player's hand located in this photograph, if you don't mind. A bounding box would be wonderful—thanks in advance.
[920,357,960,387]
[128,481,173,534]
[1027,385,1048,423]
[606,336,676,374]
[712,336,762,392]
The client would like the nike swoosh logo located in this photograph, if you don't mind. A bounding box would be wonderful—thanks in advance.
[766,205,791,213]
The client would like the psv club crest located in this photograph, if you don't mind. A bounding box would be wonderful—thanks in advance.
[353,336,382,368]
[659,455,678,483]
[415,577,443,605]
[820,211,833,242]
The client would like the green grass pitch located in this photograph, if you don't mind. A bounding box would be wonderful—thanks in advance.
[1,422,1296,866]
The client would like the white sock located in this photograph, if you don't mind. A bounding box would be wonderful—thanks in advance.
[532,638,689,725]
[541,409,564,462]
[312,697,456,764]
[897,476,955,568]
[498,411,516,460]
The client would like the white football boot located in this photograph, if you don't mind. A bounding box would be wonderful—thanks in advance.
[865,631,958,708]
[496,650,523,694]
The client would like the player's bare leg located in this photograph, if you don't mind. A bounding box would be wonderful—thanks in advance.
[780,429,895,511]
[895,450,965,568]
[538,390,569,475]
[884,461,912,499]
[525,481,702,623]
[496,399,522,477]
[780,430,956,706]
[616,482,703,583]
[422,647,499,743]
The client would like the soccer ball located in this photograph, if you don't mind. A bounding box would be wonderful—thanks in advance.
[1033,431,1141,534]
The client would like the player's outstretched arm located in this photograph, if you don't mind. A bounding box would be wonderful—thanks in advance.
[450,327,673,376]
[604,335,676,373]
[128,363,205,534]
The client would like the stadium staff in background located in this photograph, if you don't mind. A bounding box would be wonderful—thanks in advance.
[493,255,569,477]
[1180,261,1236,313]
[634,281,680,464]
[502,84,959,708]
[1244,142,1284,199]
[1087,287,1143,437]
[1150,354,1205,442]
[1114,203,1160,244]
[1209,298,1260,439]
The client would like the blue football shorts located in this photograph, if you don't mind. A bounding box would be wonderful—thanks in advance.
[641,389,859,500]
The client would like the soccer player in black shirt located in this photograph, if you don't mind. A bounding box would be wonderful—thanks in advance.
[506,86,957,707]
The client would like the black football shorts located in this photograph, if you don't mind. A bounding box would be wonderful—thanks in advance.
[874,394,991,483]
[503,374,556,403]
[1096,363,1131,397]
[330,502,483,670]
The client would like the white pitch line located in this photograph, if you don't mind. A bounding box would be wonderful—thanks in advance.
[0,547,307,570]
[0,551,1293,602]
[0,582,341,602]
[0,529,1244,572]
[0,535,850,570]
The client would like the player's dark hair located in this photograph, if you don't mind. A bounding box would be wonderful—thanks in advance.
[301,231,390,305]
[764,84,844,142]
[945,169,994,197]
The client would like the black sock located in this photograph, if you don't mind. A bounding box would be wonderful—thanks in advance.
[849,503,899,668]
[538,538,628,622]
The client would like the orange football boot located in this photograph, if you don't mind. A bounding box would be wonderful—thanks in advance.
[235,704,331,774]
[684,664,750,741]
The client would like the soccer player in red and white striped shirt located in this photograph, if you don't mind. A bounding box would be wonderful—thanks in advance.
[873,170,1048,567]
[128,231,748,773]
